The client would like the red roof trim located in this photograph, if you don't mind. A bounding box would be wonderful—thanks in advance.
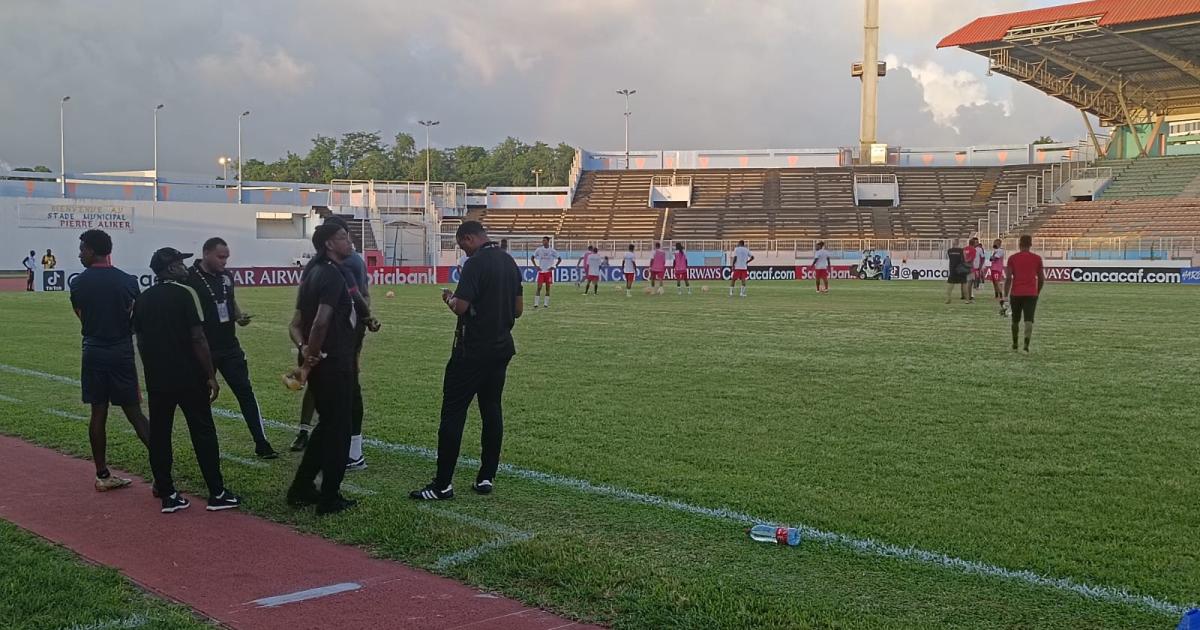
[938,0,1200,48]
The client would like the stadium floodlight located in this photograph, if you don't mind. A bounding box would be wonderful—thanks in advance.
[60,96,70,197]
[617,89,636,170]
[237,110,250,204]
[419,120,440,185]
[218,156,231,183]
[153,104,164,202]
[531,168,544,188]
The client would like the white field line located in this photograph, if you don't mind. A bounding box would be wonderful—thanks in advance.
[419,504,534,570]
[1,363,1192,616]
[45,408,87,421]
[0,393,21,403]
[58,613,149,630]
[220,453,268,469]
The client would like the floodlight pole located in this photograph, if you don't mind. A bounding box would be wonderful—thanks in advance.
[237,110,250,203]
[859,0,880,163]
[617,89,636,169]
[153,104,164,201]
[60,96,70,197]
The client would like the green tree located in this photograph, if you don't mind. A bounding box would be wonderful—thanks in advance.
[1033,136,1057,145]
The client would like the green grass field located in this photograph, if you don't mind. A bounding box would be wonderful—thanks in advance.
[0,520,212,629]
[0,280,1197,628]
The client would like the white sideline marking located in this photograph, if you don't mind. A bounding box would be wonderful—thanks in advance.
[45,408,87,421]
[0,393,21,403]
[2,363,1193,616]
[59,613,149,630]
[220,453,268,468]
[340,482,377,496]
[419,504,535,570]
[248,581,361,608]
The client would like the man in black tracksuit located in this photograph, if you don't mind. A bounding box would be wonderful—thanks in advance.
[410,220,523,500]
[286,223,359,516]
[187,237,278,459]
[133,248,240,514]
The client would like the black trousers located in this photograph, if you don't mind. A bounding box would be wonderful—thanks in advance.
[292,362,354,503]
[435,353,511,488]
[1011,295,1039,323]
[148,386,225,497]
[213,348,270,449]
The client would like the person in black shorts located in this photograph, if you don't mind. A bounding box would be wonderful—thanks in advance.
[944,239,971,304]
[69,230,152,492]
[134,248,241,513]
[410,221,523,501]
[187,237,278,459]
[1004,235,1046,352]
[286,223,360,516]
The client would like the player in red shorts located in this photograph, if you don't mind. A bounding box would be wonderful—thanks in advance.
[672,242,691,295]
[529,236,560,308]
[812,241,832,294]
[1004,235,1045,352]
[621,244,637,297]
[729,240,754,297]
[583,246,605,295]
[988,238,1007,315]
[648,242,667,293]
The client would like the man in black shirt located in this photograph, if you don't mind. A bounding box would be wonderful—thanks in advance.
[286,223,359,516]
[133,247,240,514]
[187,237,278,459]
[69,230,152,491]
[410,221,523,500]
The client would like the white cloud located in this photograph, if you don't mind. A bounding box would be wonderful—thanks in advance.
[194,34,313,92]
[885,54,1009,129]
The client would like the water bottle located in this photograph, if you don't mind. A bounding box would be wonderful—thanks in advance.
[748,524,800,546]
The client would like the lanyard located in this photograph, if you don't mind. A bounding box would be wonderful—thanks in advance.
[192,264,228,303]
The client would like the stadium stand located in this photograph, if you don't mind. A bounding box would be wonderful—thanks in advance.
[1099,155,1200,200]
[1034,198,1200,238]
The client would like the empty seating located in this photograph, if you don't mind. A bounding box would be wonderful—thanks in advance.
[1099,155,1200,199]
[1034,198,1200,237]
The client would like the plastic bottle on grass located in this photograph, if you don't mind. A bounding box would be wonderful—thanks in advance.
[748,524,800,546]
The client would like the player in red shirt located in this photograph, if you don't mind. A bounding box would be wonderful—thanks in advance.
[1004,235,1045,352]
[961,239,978,302]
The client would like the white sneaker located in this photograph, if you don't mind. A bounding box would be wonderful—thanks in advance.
[95,475,132,492]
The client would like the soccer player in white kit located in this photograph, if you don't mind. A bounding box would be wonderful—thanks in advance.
[622,244,638,297]
[584,247,606,295]
[812,241,833,294]
[729,240,754,297]
[529,236,561,308]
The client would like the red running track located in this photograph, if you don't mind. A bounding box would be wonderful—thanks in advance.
[0,435,600,629]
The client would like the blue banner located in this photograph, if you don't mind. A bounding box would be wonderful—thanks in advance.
[1182,267,1200,285]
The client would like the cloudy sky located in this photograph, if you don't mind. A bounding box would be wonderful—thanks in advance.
[0,0,1084,176]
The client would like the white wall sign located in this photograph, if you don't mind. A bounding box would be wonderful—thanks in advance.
[19,204,135,232]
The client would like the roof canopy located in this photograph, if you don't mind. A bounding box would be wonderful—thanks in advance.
[939,0,1200,125]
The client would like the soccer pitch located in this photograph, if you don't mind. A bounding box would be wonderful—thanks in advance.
[0,281,1197,628]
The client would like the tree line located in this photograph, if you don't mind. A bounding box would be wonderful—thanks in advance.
[239,132,577,188]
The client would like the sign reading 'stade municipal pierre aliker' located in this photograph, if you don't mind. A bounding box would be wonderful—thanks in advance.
[18,204,135,232]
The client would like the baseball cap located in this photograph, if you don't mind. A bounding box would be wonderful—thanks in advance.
[149,247,193,274]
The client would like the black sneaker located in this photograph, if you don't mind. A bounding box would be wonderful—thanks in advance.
[161,493,190,514]
[207,490,242,511]
[286,484,321,507]
[409,482,454,501]
[316,496,358,516]
[290,431,309,452]
[256,444,280,460]
[472,480,493,495]
[346,456,367,472]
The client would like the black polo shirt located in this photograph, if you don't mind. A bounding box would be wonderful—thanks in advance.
[452,242,522,359]
[187,262,240,355]
[296,259,356,368]
[132,280,207,393]
[69,264,140,354]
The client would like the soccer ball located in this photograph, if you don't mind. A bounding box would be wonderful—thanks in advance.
[385,290,396,298]
[656,287,664,295]
[701,285,710,293]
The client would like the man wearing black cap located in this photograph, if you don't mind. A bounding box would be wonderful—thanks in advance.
[187,237,277,459]
[410,220,522,501]
[286,223,359,515]
[133,247,240,513]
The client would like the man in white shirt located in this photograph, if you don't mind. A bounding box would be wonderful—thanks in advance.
[729,240,754,297]
[972,237,987,291]
[812,241,833,294]
[529,236,561,308]
[583,246,607,295]
[622,244,638,298]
